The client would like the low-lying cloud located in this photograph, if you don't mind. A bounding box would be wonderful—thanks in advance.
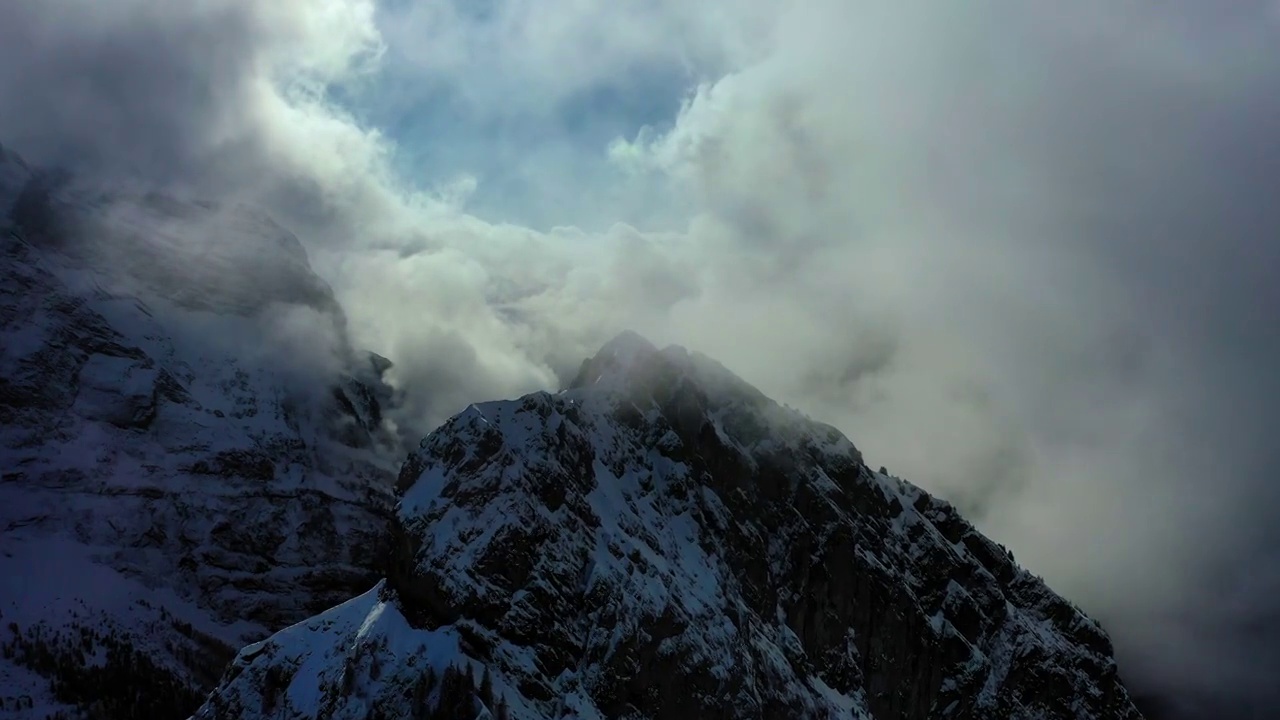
[3,1,1279,715]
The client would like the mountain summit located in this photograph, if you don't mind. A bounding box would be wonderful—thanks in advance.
[195,333,1145,719]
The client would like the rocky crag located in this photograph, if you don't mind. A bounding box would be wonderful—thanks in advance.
[0,146,403,719]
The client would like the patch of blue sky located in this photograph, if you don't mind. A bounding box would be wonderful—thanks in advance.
[327,44,693,231]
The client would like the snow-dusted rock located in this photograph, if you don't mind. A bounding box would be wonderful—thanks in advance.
[196,335,1146,719]
[0,149,402,719]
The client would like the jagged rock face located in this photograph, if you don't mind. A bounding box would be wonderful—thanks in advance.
[196,333,1145,720]
[0,149,402,717]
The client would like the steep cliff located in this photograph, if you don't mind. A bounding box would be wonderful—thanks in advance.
[195,332,1144,719]
[0,149,402,719]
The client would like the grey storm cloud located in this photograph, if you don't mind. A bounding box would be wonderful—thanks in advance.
[2,1,1280,717]
[1,2,270,183]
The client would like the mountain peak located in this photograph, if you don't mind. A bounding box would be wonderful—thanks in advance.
[198,337,1146,720]
[599,329,659,360]
[568,330,661,389]
[566,332,762,407]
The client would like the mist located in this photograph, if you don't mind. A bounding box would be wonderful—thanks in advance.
[3,1,1279,715]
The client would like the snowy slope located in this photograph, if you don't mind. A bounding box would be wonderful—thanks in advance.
[0,149,403,718]
[196,333,1146,719]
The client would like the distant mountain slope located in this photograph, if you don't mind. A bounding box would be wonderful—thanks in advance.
[195,332,1145,719]
[0,146,403,719]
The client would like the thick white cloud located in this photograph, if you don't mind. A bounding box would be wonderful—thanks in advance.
[4,1,1280,715]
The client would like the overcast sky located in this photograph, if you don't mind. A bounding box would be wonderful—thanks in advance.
[3,1,1279,716]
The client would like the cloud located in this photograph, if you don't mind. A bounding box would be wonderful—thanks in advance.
[3,0,1280,715]
[0,1,382,186]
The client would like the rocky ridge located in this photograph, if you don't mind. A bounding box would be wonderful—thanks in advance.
[194,332,1146,719]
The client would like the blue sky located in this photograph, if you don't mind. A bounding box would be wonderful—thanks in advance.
[340,51,691,229]
[327,0,741,231]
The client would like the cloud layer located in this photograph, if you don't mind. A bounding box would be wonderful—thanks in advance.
[4,1,1280,715]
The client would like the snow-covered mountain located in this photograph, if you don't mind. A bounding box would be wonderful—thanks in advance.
[0,146,403,719]
[195,332,1146,719]
[0,142,1146,719]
